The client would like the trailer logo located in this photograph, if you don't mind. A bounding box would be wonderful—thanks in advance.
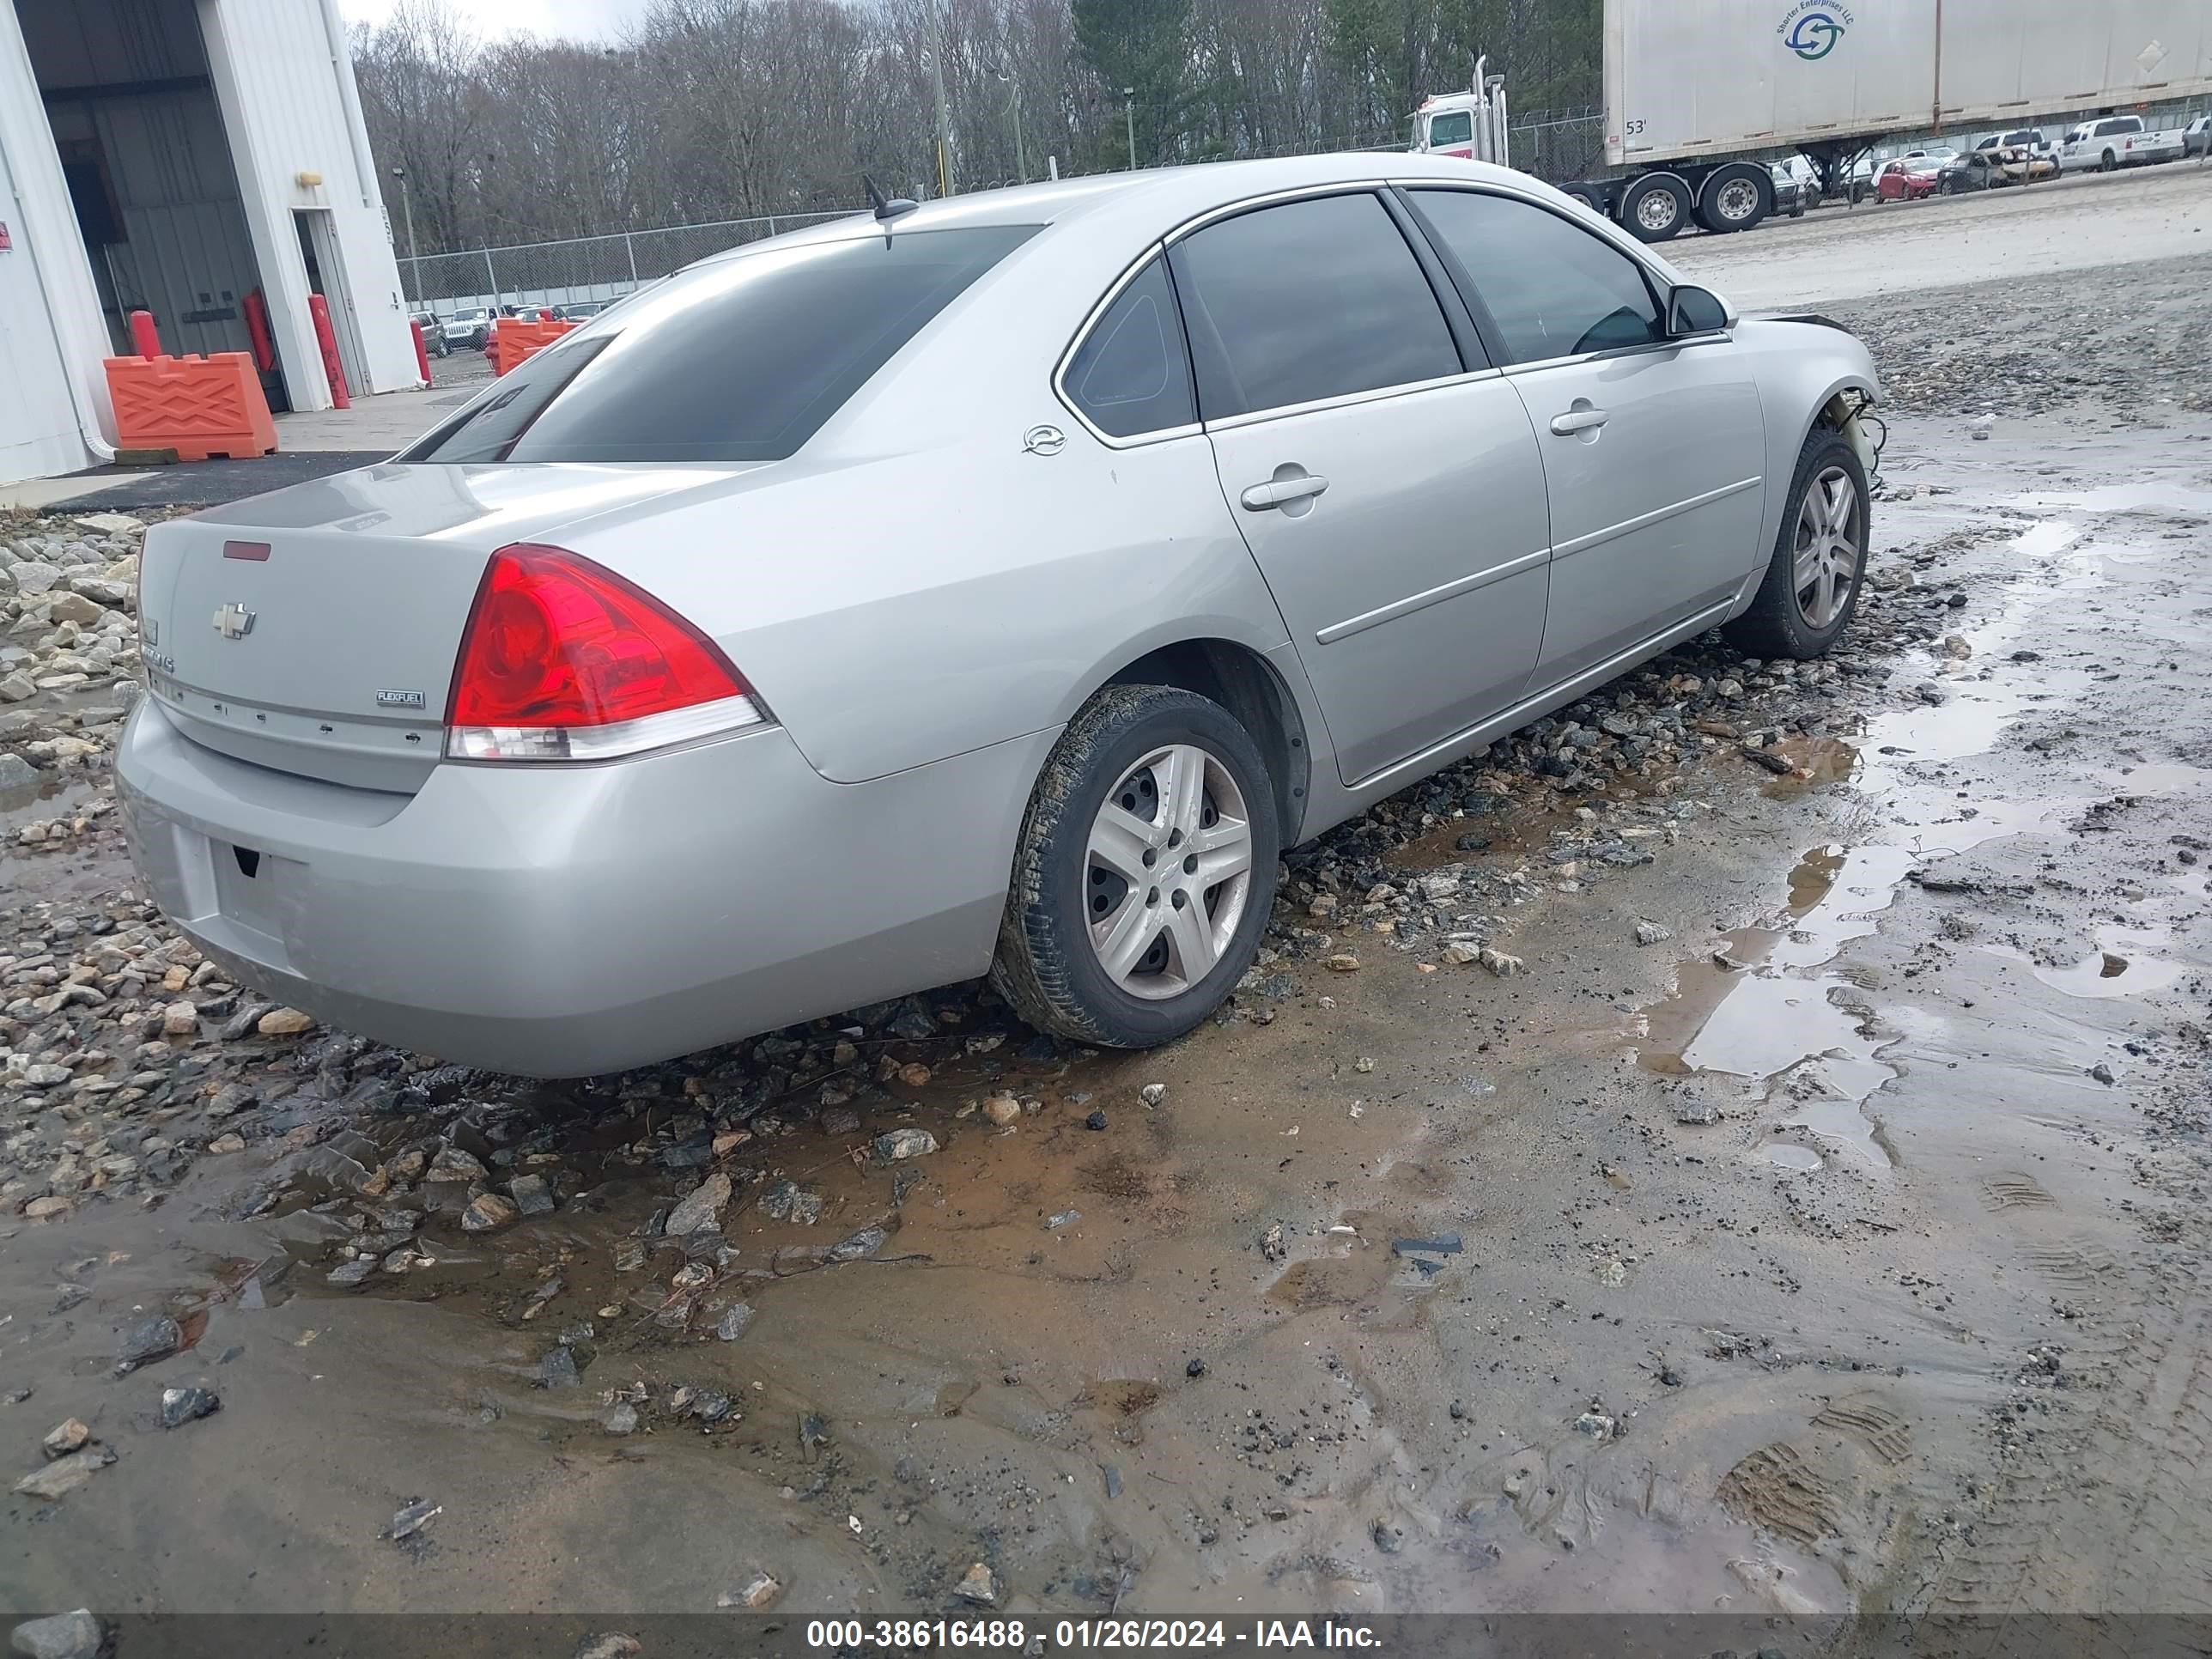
[1778,1,1850,60]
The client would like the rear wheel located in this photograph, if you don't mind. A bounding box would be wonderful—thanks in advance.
[1723,428,1869,660]
[1695,163,1771,233]
[1561,183,1605,218]
[992,684,1279,1048]
[2100,149,2119,172]
[1621,173,1692,242]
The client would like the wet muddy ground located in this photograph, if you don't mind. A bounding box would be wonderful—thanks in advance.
[3,263,2209,1636]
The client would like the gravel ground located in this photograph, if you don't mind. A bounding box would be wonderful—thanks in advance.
[2,246,2209,1640]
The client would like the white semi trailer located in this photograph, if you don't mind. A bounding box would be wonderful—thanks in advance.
[1413,0,2212,240]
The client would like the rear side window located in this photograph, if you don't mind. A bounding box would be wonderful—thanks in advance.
[403,225,1036,464]
[1063,257,1195,438]
[1408,188,1662,363]
[1169,192,1461,420]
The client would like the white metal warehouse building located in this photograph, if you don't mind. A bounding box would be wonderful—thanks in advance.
[0,0,416,483]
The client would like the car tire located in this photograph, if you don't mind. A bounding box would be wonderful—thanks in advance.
[1620,173,1692,241]
[992,684,1280,1049]
[1723,428,1870,662]
[2100,149,2118,173]
[1938,176,1956,195]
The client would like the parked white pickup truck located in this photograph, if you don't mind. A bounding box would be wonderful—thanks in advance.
[2057,114,2187,172]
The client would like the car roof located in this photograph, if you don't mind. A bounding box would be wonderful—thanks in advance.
[700,153,1540,260]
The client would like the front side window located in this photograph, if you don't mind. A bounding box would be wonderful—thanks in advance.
[403,225,1036,464]
[1169,192,1461,420]
[1063,256,1195,438]
[1408,187,1662,363]
[1427,111,1474,147]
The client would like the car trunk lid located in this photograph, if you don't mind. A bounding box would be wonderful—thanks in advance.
[140,460,755,793]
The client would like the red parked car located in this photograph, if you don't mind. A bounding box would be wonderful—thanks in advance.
[1875,156,1944,201]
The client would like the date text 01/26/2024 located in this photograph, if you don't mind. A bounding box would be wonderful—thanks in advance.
[803,1620,1384,1650]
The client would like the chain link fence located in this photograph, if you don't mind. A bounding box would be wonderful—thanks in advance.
[398,211,856,317]
[398,110,1611,319]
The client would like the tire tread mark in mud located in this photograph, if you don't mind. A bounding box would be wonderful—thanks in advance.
[1925,1265,2212,1631]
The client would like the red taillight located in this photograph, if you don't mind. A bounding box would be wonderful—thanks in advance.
[447,544,764,762]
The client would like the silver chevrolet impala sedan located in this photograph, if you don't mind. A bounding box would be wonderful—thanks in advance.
[119,154,1881,1077]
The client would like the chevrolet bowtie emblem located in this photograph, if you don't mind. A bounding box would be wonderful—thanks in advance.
[213,602,256,640]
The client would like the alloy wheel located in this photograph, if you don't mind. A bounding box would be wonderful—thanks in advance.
[1793,465,1861,629]
[1084,743,1254,1000]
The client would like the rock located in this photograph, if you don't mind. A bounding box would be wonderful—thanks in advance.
[0,753,39,797]
[427,1146,486,1182]
[714,1302,757,1341]
[461,1193,520,1234]
[538,1347,580,1389]
[896,1061,932,1087]
[2087,1061,2116,1085]
[1259,1222,1286,1262]
[1043,1208,1082,1230]
[1632,921,1674,946]
[383,1498,441,1540]
[1307,893,1339,919]
[665,1171,732,1234]
[115,1315,181,1375]
[1740,744,1795,775]
[9,562,62,597]
[13,1446,114,1499]
[208,1133,246,1155]
[815,1107,859,1137]
[257,1007,316,1036]
[508,1174,555,1217]
[602,1403,638,1436]
[40,1420,89,1460]
[874,1128,937,1161]
[0,674,36,704]
[326,1257,378,1288]
[982,1093,1023,1126]
[1478,947,1524,978]
[1084,1109,1109,1132]
[954,1562,999,1606]
[1354,1055,1376,1073]
[757,1179,822,1224]
[825,1225,889,1262]
[22,1197,72,1222]
[44,592,104,627]
[1324,953,1360,972]
[728,1571,782,1609]
[572,1637,641,1659]
[22,1063,70,1088]
[1573,1407,1615,1440]
[1186,1357,1207,1378]
[161,1000,200,1037]
[1674,1101,1722,1125]
[1441,941,1481,965]
[159,1386,221,1429]
[8,1610,101,1659]
[1139,1082,1168,1107]
[1942,634,1972,659]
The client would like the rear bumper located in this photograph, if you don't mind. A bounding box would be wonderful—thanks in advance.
[118,703,1054,1076]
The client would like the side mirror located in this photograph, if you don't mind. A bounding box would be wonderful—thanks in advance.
[1667,284,1730,337]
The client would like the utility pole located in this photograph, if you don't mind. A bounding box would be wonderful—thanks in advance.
[1123,87,1138,172]
[1003,68,1027,185]
[930,15,956,196]
[390,163,420,302]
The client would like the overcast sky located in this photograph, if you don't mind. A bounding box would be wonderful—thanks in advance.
[340,0,655,42]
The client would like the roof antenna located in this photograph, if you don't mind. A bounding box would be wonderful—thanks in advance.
[864,174,919,233]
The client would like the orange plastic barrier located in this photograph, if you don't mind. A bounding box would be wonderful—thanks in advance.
[103,352,278,463]
[489,314,576,376]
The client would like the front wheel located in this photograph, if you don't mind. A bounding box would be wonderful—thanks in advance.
[992,685,1280,1048]
[1723,428,1870,661]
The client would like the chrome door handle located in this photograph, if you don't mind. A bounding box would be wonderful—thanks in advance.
[1240,474,1330,511]
[1550,407,1611,435]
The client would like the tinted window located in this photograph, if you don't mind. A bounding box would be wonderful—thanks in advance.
[403,225,1036,464]
[1409,188,1662,363]
[1064,257,1195,437]
[1170,192,1461,420]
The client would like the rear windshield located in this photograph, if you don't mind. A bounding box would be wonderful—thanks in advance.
[402,224,1037,465]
